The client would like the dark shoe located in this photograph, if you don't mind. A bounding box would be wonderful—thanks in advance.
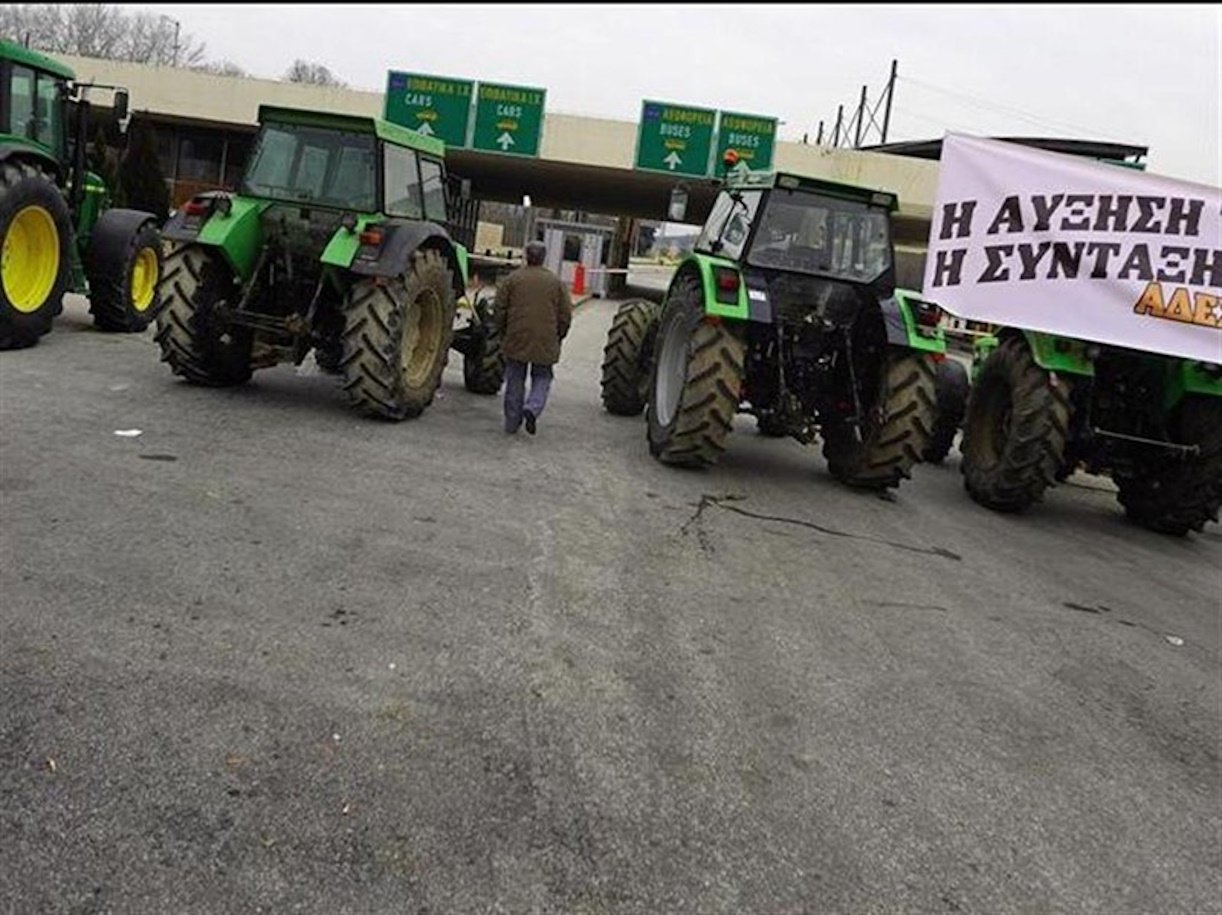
[524,410,537,435]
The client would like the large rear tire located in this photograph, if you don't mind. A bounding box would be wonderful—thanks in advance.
[0,160,72,350]
[462,291,504,395]
[960,336,1071,511]
[601,297,661,416]
[341,248,456,420]
[154,244,253,386]
[646,276,744,467]
[923,357,970,463]
[1114,397,1222,536]
[821,349,938,490]
[87,211,164,333]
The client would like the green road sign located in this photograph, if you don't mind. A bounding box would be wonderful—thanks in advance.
[472,82,546,156]
[716,111,778,172]
[634,100,716,177]
[383,71,473,148]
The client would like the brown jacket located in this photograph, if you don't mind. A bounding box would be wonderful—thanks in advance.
[494,265,574,365]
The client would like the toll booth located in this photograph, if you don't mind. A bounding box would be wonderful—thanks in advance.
[533,218,616,297]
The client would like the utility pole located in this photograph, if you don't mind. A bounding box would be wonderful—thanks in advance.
[160,15,181,67]
[832,105,844,148]
[881,59,898,144]
[853,85,867,148]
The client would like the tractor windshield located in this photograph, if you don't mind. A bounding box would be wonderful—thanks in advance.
[747,190,892,284]
[242,122,376,210]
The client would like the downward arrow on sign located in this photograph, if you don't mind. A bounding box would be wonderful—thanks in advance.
[496,132,515,151]
[663,151,683,170]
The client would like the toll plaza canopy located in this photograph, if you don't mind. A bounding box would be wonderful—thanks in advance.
[55,52,939,237]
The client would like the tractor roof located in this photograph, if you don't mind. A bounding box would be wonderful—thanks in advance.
[257,105,446,157]
[0,40,76,81]
[726,168,898,211]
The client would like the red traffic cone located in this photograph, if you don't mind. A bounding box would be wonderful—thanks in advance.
[573,263,586,296]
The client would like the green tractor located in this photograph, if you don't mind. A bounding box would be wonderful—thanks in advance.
[960,330,1222,535]
[155,105,502,419]
[601,169,946,490]
[0,40,164,349]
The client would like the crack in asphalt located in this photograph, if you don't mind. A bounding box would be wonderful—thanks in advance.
[682,493,963,562]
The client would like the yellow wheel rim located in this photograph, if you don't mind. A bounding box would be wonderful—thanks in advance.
[2,205,60,314]
[401,288,444,389]
[130,247,158,313]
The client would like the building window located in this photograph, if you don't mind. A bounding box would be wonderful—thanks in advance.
[154,126,178,178]
[177,130,224,183]
[223,135,253,188]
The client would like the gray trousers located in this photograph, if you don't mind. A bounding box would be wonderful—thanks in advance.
[503,359,554,432]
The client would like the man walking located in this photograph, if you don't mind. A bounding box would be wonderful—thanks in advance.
[494,241,574,435]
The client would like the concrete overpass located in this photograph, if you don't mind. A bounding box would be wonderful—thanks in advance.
[58,53,938,242]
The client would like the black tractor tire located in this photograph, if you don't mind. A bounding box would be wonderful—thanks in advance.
[341,248,456,420]
[462,293,504,395]
[601,297,661,416]
[821,349,938,490]
[86,210,164,333]
[960,336,1071,512]
[154,244,253,386]
[923,357,971,463]
[0,160,72,350]
[1114,396,1222,536]
[646,275,744,467]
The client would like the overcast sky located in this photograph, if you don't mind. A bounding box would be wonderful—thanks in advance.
[133,3,1219,186]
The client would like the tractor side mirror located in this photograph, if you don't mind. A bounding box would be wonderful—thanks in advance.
[668,185,689,222]
[112,90,129,126]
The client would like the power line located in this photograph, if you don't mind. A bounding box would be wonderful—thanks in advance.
[897,75,1133,143]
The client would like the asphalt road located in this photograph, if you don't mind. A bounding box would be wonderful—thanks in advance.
[2,295,1219,914]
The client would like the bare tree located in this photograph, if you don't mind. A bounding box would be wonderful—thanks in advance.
[283,59,345,88]
[1,4,206,67]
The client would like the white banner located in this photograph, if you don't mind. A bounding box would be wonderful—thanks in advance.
[923,134,1222,363]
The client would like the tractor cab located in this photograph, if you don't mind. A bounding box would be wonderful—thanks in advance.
[1,45,70,161]
[699,171,898,293]
[155,105,500,421]
[0,41,157,349]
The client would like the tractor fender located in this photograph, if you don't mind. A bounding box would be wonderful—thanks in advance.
[668,254,749,321]
[349,220,466,297]
[85,208,159,275]
[885,289,946,354]
[1014,329,1095,377]
[0,142,61,181]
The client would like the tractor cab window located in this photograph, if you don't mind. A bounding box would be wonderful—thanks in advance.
[8,66,36,140]
[8,66,67,154]
[383,144,423,218]
[418,158,446,223]
[35,72,64,154]
[696,190,761,259]
[748,190,891,283]
[331,145,375,211]
[241,122,376,209]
